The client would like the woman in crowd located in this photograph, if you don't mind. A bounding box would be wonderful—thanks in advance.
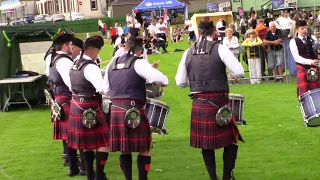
[223,28,240,84]
[242,30,263,84]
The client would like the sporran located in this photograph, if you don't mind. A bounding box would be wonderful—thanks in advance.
[82,108,97,128]
[216,105,232,126]
[307,68,319,82]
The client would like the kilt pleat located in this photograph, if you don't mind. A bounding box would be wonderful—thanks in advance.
[68,97,109,150]
[53,95,71,141]
[190,92,243,150]
[296,64,320,97]
[110,99,152,152]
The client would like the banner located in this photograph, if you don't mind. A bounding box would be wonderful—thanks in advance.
[272,0,297,10]
[207,1,231,13]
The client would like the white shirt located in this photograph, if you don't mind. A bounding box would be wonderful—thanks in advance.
[115,36,127,47]
[45,51,69,77]
[126,15,132,22]
[113,47,148,63]
[56,54,73,88]
[185,20,194,32]
[148,24,156,34]
[117,27,124,36]
[175,37,244,89]
[216,21,224,32]
[289,35,314,65]
[103,54,169,94]
[135,23,141,29]
[156,23,167,34]
[278,17,292,30]
[72,55,104,93]
[222,36,240,49]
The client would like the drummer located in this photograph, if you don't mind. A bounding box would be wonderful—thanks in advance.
[103,36,168,180]
[289,20,320,97]
[113,28,159,67]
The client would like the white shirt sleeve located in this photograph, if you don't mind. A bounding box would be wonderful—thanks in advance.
[56,58,73,88]
[83,64,104,93]
[115,37,121,47]
[175,48,190,88]
[289,39,312,65]
[134,59,168,85]
[45,54,52,76]
[114,47,125,59]
[103,63,111,94]
[218,45,244,77]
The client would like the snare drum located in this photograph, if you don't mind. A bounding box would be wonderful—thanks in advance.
[229,94,246,124]
[146,83,164,99]
[145,98,169,134]
[299,88,320,127]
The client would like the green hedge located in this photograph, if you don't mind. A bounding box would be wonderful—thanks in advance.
[48,17,126,33]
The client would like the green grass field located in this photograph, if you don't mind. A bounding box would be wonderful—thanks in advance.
[0,39,319,180]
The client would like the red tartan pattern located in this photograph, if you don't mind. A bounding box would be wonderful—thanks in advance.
[68,97,110,150]
[190,92,243,150]
[53,95,71,140]
[296,64,320,97]
[109,99,152,152]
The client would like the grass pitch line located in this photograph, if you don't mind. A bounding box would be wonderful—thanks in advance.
[0,157,14,179]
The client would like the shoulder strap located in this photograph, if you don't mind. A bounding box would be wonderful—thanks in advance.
[50,54,72,67]
[112,54,142,70]
[72,58,95,71]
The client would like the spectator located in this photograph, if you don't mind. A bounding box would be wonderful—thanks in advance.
[263,21,284,82]
[110,26,118,45]
[148,20,157,37]
[123,25,129,35]
[216,17,226,41]
[242,30,263,84]
[223,28,240,84]
[229,23,240,39]
[240,16,247,35]
[126,13,132,24]
[185,18,196,45]
[171,26,183,43]
[117,24,124,36]
[264,13,274,27]
[255,19,269,77]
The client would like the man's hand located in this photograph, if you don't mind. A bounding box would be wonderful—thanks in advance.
[311,59,320,66]
[152,60,160,69]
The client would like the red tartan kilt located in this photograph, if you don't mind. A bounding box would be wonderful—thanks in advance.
[68,97,110,150]
[110,99,152,152]
[190,92,242,150]
[53,95,71,141]
[296,64,320,97]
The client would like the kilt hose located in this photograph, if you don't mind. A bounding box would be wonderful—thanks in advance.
[296,64,320,97]
[110,99,152,152]
[68,96,110,150]
[190,92,244,150]
[53,95,71,141]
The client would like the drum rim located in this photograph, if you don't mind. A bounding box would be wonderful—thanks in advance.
[229,93,244,98]
[146,98,169,108]
[300,89,320,99]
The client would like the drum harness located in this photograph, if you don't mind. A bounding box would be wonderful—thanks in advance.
[111,54,145,129]
[188,38,233,126]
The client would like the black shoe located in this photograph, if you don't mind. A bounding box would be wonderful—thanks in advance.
[64,162,69,166]
[68,169,79,177]
[96,172,108,180]
[275,78,280,82]
[279,78,284,82]
[79,170,87,176]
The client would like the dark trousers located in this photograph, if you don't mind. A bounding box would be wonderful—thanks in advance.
[111,35,118,45]
[259,46,267,76]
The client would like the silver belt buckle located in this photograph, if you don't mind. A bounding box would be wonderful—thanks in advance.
[80,98,84,103]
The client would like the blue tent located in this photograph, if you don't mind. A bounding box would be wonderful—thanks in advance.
[133,0,186,11]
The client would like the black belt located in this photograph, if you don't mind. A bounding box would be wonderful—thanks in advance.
[188,93,228,99]
[72,96,100,103]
